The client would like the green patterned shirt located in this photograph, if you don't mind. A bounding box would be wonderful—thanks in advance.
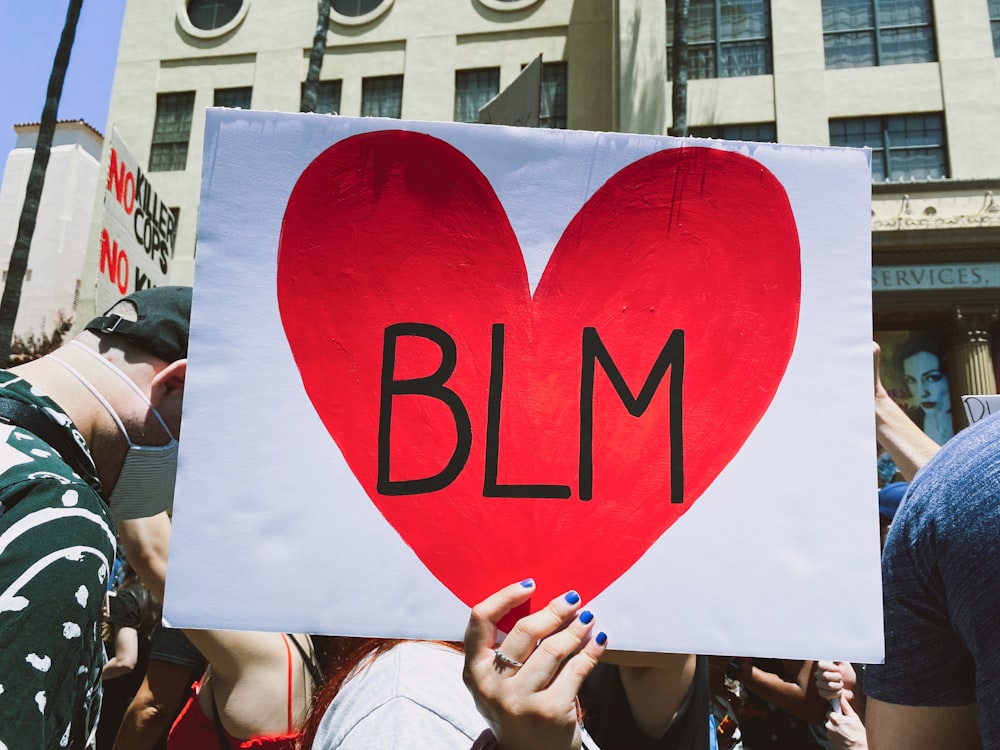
[0,371,114,750]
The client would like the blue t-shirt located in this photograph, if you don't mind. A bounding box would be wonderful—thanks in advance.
[866,412,1000,735]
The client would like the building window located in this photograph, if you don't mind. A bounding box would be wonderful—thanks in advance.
[666,0,772,79]
[991,0,1000,56]
[454,68,500,123]
[361,75,403,118]
[168,207,180,249]
[477,0,544,9]
[829,113,946,182]
[187,0,243,31]
[689,122,776,142]
[822,0,935,69]
[540,62,567,129]
[332,0,386,15]
[213,86,252,109]
[149,92,195,172]
[301,80,342,114]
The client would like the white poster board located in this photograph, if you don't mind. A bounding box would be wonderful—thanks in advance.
[96,127,175,310]
[167,109,882,660]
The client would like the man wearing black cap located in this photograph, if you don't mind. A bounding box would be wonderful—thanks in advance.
[0,286,191,750]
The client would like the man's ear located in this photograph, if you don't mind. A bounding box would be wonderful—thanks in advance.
[150,358,187,403]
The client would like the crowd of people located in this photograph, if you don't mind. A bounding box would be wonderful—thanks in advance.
[0,285,995,750]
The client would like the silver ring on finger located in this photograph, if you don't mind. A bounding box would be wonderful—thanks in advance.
[493,647,524,670]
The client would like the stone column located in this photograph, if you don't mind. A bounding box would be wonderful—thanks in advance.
[948,305,1000,430]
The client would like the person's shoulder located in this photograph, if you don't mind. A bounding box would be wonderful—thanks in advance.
[318,642,484,745]
[0,433,106,516]
[372,642,469,704]
[903,413,1000,514]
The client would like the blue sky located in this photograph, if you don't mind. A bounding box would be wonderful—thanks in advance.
[0,0,126,158]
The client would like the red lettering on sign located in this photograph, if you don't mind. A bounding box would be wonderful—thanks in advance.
[107,148,136,216]
[100,228,130,295]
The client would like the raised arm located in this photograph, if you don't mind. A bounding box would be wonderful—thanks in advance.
[873,342,940,481]
[740,659,829,725]
[102,625,140,681]
[116,512,171,602]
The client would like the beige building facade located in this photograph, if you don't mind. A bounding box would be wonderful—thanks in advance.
[84,0,1000,438]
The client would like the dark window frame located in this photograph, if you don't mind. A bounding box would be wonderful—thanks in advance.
[666,0,773,80]
[331,0,387,16]
[822,0,937,69]
[149,91,196,172]
[454,67,501,123]
[829,112,948,182]
[187,0,242,31]
[540,61,568,129]
[990,0,1000,56]
[300,80,343,114]
[689,122,776,142]
[213,86,252,109]
[361,75,404,119]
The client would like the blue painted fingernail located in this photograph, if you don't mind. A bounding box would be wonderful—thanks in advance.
[520,579,535,588]
[596,631,608,646]
[564,590,580,605]
[579,610,594,624]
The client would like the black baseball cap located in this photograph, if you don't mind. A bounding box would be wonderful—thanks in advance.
[84,286,192,363]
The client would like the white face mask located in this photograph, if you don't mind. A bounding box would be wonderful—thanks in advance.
[50,342,179,520]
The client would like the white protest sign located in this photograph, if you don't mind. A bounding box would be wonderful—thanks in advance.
[96,127,175,311]
[166,110,882,660]
[962,394,1000,425]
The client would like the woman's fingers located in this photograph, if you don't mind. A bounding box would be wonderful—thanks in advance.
[493,589,583,665]
[464,579,537,661]
[516,608,602,692]
[463,582,610,750]
[542,628,608,705]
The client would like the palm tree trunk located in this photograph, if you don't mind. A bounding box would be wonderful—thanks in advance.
[301,0,333,112]
[668,0,690,137]
[0,0,83,366]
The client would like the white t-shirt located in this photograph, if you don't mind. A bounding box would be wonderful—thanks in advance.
[312,641,487,748]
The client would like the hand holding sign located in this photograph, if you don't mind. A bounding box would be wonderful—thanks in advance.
[463,580,605,750]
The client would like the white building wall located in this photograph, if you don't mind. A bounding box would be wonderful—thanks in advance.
[0,121,101,340]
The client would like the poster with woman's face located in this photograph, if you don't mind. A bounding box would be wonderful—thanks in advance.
[875,330,954,446]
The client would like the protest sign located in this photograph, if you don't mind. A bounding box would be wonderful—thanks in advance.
[166,110,881,659]
[96,128,175,311]
[963,394,1000,425]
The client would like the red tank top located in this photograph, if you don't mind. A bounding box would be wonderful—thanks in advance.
[167,634,300,750]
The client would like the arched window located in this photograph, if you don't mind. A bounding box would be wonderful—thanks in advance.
[187,0,243,30]
[331,0,385,16]
[477,0,542,10]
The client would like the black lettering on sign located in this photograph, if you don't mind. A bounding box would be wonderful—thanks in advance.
[579,327,684,504]
[483,323,572,499]
[377,323,472,496]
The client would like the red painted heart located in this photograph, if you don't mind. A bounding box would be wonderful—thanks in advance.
[278,130,800,615]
